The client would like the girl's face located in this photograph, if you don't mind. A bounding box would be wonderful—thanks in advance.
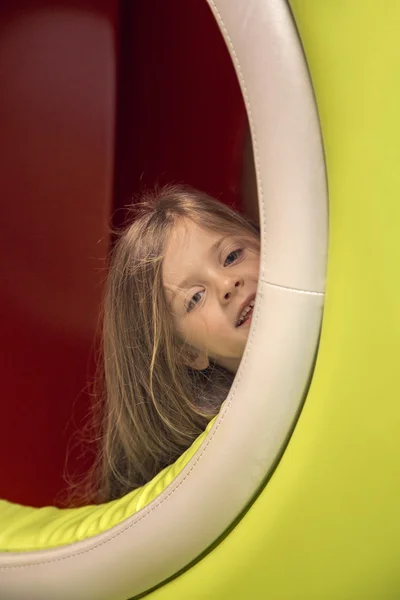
[163,218,260,373]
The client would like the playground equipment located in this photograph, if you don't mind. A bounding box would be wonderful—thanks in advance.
[1,1,400,598]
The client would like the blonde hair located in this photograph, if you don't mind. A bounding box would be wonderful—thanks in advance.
[78,184,260,504]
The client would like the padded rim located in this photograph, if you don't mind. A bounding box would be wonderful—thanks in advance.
[0,1,327,599]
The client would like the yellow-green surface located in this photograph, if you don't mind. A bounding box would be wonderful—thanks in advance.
[0,417,217,551]
[144,2,400,599]
[3,3,400,598]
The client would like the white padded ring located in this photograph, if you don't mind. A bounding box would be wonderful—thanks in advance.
[0,1,327,598]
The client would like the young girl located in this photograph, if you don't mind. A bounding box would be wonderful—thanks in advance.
[84,184,260,503]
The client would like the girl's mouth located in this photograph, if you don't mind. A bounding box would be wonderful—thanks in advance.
[236,306,254,327]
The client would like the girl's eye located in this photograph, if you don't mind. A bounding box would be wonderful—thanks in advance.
[185,249,243,313]
[224,248,243,266]
[186,290,204,313]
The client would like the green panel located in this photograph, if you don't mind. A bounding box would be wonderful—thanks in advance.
[144,2,400,598]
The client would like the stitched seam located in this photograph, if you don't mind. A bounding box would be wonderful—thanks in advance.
[261,279,324,296]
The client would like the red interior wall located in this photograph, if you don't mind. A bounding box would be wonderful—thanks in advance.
[0,0,245,507]
[113,0,246,217]
[0,1,118,506]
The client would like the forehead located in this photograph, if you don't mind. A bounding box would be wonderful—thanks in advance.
[165,218,211,256]
[162,219,217,284]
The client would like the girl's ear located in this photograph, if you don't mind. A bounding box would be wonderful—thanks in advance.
[184,348,209,371]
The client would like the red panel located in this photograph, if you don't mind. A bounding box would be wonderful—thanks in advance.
[113,0,246,221]
[0,1,118,506]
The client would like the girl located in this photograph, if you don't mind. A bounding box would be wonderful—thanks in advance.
[84,184,260,503]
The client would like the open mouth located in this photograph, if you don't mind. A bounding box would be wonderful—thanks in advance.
[236,305,254,327]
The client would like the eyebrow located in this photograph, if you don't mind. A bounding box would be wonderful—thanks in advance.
[168,235,230,302]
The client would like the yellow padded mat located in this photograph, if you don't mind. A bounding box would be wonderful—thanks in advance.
[0,417,217,552]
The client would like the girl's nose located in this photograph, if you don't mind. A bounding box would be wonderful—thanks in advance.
[224,280,241,299]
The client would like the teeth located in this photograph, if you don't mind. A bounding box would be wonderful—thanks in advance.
[236,300,255,326]
[239,300,255,320]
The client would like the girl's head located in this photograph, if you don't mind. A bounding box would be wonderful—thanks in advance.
[90,185,260,502]
[162,194,260,374]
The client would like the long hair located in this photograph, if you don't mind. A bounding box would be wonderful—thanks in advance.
[77,185,260,504]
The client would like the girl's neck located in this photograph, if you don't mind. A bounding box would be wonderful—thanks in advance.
[214,355,241,374]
